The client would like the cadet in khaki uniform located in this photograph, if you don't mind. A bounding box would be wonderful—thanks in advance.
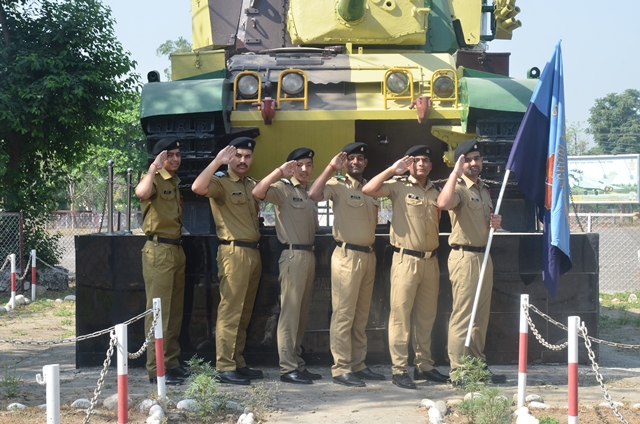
[192,137,263,386]
[437,139,505,385]
[309,142,386,387]
[363,145,450,390]
[136,137,190,385]
[252,147,322,385]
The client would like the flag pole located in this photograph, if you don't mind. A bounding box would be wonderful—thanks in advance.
[464,168,511,347]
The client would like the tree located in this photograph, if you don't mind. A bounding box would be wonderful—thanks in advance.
[565,121,590,156]
[156,36,192,80]
[0,0,139,264]
[587,89,640,155]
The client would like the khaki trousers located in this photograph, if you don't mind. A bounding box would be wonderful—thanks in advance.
[277,250,315,374]
[216,244,262,372]
[388,251,440,374]
[142,241,186,377]
[447,249,493,371]
[330,247,376,377]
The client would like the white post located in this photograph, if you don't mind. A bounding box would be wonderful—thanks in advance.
[568,316,579,424]
[10,253,16,309]
[517,294,529,408]
[153,298,166,399]
[115,324,128,423]
[36,364,60,424]
[31,249,37,301]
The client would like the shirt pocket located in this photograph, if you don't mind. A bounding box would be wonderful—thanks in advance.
[229,191,247,205]
[346,195,364,208]
[160,189,175,202]
[468,196,483,211]
[405,194,425,218]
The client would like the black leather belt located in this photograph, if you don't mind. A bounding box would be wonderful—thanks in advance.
[282,244,314,251]
[452,245,486,253]
[336,241,375,253]
[147,236,182,245]
[219,240,259,249]
[392,246,436,259]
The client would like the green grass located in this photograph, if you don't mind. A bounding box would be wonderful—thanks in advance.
[599,291,640,310]
[53,307,73,317]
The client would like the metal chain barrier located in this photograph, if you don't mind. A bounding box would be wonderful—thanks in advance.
[128,309,159,359]
[0,255,9,272]
[0,309,152,346]
[14,251,33,281]
[36,256,75,277]
[522,303,569,350]
[528,304,640,350]
[84,331,117,424]
[579,323,628,424]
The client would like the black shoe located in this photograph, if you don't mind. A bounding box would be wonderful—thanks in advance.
[300,368,322,380]
[353,367,385,381]
[332,373,366,387]
[237,366,264,379]
[218,370,251,386]
[149,373,184,386]
[414,368,450,383]
[392,373,416,390]
[167,366,191,379]
[483,367,507,384]
[280,370,313,385]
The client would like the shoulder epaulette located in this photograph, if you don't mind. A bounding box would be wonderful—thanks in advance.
[281,178,292,185]
[214,171,228,177]
[392,175,407,181]
[247,176,258,183]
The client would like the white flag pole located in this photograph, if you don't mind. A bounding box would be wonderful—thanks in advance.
[464,168,511,347]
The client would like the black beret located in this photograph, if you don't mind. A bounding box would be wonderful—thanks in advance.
[151,137,180,155]
[287,147,314,162]
[342,142,368,156]
[405,145,431,158]
[454,139,480,161]
[229,136,256,151]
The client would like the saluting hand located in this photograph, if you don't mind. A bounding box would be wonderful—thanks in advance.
[330,152,347,171]
[153,151,166,170]
[216,145,237,165]
[392,156,414,175]
[452,154,465,178]
[279,160,297,178]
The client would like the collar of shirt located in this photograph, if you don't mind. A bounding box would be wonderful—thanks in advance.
[344,174,366,189]
[158,167,180,184]
[227,168,243,182]
[407,174,434,191]
[460,174,483,190]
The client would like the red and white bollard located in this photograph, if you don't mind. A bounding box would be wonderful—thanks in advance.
[36,364,60,424]
[10,253,16,309]
[568,316,580,424]
[116,323,128,424]
[517,294,529,408]
[153,298,166,399]
[31,249,37,301]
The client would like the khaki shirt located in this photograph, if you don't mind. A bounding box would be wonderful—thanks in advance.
[447,174,493,247]
[263,177,318,245]
[206,169,260,242]
[380,175,440,251]
[321,175,377,246]
[141,168,182,239]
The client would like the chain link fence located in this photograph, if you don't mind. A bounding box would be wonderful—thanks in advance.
[0,212,23,272]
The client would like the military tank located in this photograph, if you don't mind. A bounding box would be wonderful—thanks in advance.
[75,0,600,368]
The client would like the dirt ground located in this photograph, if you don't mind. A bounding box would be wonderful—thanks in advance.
[1,294,639,424]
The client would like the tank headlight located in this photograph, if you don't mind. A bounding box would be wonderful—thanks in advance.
[386,71,409,94]
[237,74,259,98]
[433,76,454,98]
[281,73,304,95]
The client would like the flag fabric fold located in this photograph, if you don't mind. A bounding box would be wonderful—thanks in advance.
[506,41,572,297]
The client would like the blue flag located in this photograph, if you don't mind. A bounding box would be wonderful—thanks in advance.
[506,41,572,297]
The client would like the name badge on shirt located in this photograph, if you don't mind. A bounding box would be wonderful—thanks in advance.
[231,191,242,195]
[292,197,303,202]
[350,195,361,200]
[470,197,481,202]
[407,194,420,200]
[163,190,172,195]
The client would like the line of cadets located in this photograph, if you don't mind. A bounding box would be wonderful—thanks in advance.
[140,135,506,389]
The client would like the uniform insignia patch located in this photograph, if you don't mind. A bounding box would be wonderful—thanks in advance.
[215,171,227,177]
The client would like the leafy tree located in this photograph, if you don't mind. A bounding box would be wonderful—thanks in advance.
[156,36,192,80]
[0,0,139,264]
[587,89,640,155]
[565,121,590,156]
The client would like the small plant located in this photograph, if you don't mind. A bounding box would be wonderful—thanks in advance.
[241,382,278,421]
[538,417,560,424]
[53,307,73,317]
[61,318,73,326]
[451,356,512,424]
[184,357,228,418]
[1,363,22,398]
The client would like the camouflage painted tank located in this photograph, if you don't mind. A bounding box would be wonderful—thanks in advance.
[140,0,535,185]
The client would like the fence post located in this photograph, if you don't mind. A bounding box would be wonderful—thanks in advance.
[10,253,16,309]
[116,323,128,424]
[153,298,166,399]
[517,294,529,408]
[107,159,114,234]
[36,364,60,424]
[568,316,579,424]
[31,249,37,301]
[126,168,133,234]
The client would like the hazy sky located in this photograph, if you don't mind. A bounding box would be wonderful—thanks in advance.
[103,0,639,127]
